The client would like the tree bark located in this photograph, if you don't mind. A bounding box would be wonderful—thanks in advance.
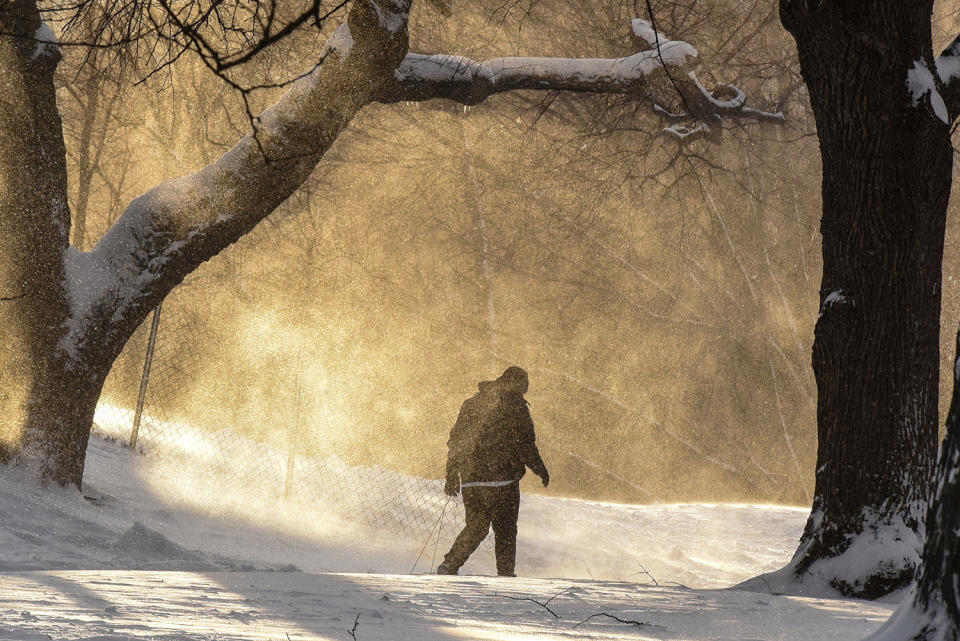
[778,0,950,598]
[0,1,88,483]
[863,328,960,641]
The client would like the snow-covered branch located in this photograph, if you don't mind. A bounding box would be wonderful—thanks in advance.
[375,20,782,137]
[376,43,695,104]
[64,8,783,362]
[65,0,412,359]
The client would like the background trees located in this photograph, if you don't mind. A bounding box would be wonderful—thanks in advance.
[1,0,785,489]
[84,0,820,505]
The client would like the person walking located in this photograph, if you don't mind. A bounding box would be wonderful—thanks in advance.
[437,366,549,577]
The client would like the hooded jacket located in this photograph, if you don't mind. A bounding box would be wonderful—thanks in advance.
[445,379,548,486]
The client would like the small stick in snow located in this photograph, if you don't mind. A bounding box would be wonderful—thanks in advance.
[574,612,664,630]
[346,613,361,640]
[491,586,573,619]
[758,575,781,595]
[631,565,659,586]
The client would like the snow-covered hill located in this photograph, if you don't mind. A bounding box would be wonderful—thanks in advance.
[0,434,896,640]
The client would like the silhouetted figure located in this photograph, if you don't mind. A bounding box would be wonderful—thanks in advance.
[437,366,549,577]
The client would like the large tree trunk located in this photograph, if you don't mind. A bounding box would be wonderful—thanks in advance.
[0,1,95,485]
[776,0,950,598]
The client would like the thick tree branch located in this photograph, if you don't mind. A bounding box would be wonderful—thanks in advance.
[376,46,692,104]
[374,20,783,135]
[64,0,411,361]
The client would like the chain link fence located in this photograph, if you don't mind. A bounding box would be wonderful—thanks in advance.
[92,286,485,565]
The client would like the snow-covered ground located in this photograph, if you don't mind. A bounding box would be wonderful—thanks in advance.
[0,433,896,640]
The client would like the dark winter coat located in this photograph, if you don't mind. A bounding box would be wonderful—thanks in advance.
[445,380,548,486]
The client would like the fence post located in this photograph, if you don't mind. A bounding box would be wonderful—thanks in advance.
[131,303,162,449]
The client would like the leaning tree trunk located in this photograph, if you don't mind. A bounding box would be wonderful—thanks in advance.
[864,327,960,641]
[779,0,950,598]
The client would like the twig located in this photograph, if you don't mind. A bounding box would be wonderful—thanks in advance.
[758,575,781,595]
[0,292,27,301]
[492,587,573,619]
[632,565,659,586]
[644,0,696,121]
[542,587,574,610]
[346,613,360,640]
[574,612,664,630]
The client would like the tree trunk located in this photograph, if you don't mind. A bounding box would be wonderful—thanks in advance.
[863,329,960,641]
[0,2,91,484]
[779,0,950,598]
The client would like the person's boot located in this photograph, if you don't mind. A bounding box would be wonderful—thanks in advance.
[436,562,457,575]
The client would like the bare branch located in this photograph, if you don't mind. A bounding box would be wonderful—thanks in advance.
[347,612,361,640]
[574,612,663,630]
[489,587,573,619]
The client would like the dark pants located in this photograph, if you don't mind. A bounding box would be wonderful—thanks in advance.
[443,483,520,576]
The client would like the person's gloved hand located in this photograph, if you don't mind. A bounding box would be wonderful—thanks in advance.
[540,469,550,488]
[444,477,460,496]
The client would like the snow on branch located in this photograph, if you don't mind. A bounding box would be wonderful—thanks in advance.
[377,45,695,105]
[630,18,697,64]
[376,19,695,105]
[65,0,412,360]
[376,20,782,139]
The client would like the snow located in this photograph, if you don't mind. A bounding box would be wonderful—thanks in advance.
[819,289,853,319]
[396,50,687,88]
[907,61,950,124]
[59,248,114,364]
[0,427,900,640]
[665,123,709,139]
[631,19,699,63]
[689,72,745,109]
[739,507,922,603]
[370,0,408,34]
[328,23,354,60]
[936,54,960,86]
[30,21,57,60]
[864,586,952,641]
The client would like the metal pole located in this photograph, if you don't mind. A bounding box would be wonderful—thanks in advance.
[131,303,162,449]
[285,353,304,497]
